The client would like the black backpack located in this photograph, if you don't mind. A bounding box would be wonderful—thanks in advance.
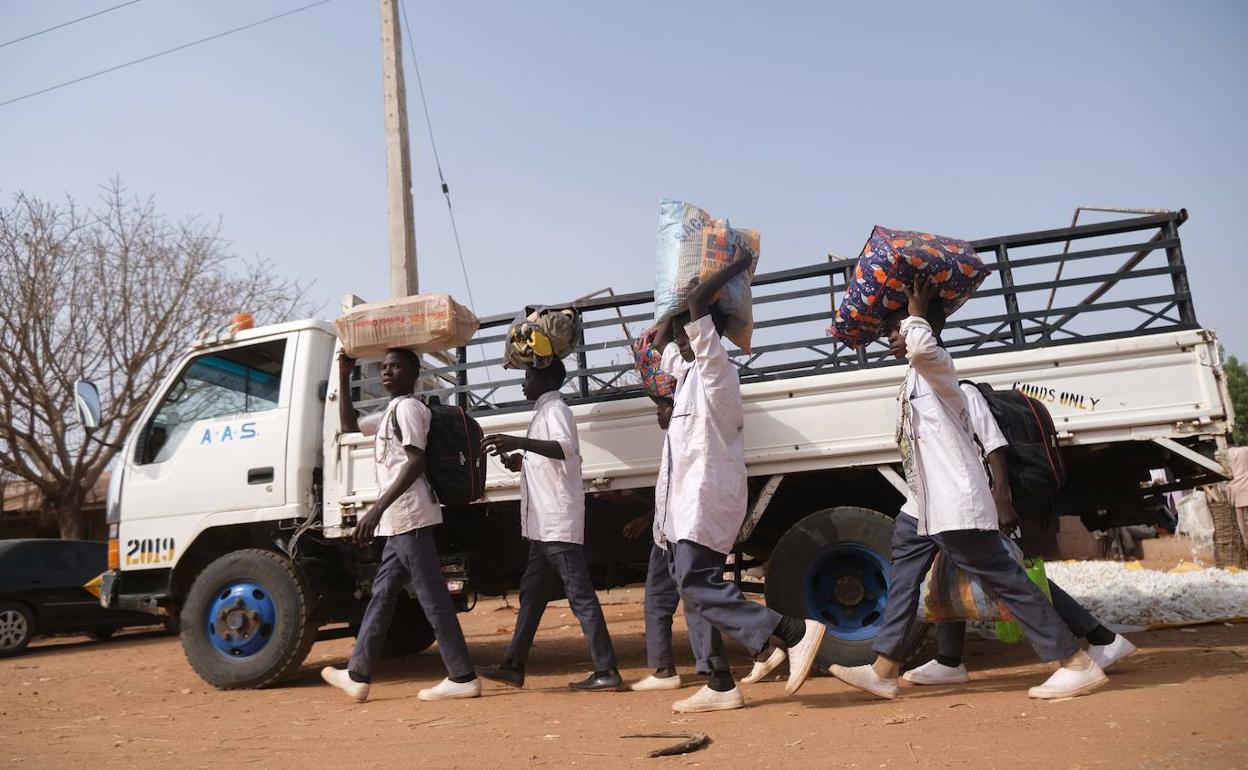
[962,381,1066,499]
[389,397,487,506]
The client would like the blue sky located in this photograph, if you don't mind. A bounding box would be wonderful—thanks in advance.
[2,0,1246,359]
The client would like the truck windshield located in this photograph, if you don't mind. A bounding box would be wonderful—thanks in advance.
[136,339,286,464]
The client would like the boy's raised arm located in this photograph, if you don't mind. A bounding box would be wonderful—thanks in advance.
[337,351,361,434]
[901,277,962,404]
[687,243,753,322]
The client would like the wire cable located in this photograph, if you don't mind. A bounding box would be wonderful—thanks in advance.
[0,0,145,50]
[0,0,334,108]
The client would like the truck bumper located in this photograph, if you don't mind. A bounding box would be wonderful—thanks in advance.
[98,569,166,616]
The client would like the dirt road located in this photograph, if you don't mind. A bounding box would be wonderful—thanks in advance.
[4,586,1246,769]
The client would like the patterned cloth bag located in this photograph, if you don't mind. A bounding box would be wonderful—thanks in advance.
[632,339,676,398]
[916,536,1028,623]
[830,226,988,348]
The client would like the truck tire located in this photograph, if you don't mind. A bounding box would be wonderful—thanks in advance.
[0,601,35,658]
[765,506,930,669]
[180,549,317,690]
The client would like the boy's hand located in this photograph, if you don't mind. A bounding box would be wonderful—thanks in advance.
[730,242,754,270]
[337,351,357,378]
[482,434,524,455]
[640,325,660,350]
[622,515,650,539]
[995,493,1020,533]
[353,504,383,545]
[905,275,940,319]
[500,452,523,473]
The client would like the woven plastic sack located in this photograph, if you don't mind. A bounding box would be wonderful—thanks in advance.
[829,226,988,348]
[335,294,479,359]
[994,559,1052,643]
[916,537,1027,623]
[502,306,580,370]
[654,199,760,352]
[632,339,676,398]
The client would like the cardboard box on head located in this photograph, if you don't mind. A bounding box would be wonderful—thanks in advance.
[335,294,479,360]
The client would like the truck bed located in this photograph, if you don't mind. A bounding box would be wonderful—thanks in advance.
[324,327,1227,532]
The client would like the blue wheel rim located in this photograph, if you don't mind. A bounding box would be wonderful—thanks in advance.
[802,543,890,641]
[206,581,277,659]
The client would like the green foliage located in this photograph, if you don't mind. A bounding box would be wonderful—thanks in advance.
[1226,353,1248,445]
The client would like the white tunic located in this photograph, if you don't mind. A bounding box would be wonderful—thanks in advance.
[359,396,442,536]
[519,390,586,544]
[655,315,748,555]
[896,317,999,536]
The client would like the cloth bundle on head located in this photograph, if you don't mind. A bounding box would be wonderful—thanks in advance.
[653,199,760,353]
[335,293,479,359]
[829,226,988,348]
[503,306,581,370]
[915,538,1044,622]
[632,339,676,398]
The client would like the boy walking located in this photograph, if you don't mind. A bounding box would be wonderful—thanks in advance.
[322,349,479,703]
[621,395,724,690]
[477,360,622,691]
[644,246,825,713]
[830,277,1107,700]
[904,381,1136,685]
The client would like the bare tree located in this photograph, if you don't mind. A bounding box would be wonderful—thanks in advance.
[0,181,312,539]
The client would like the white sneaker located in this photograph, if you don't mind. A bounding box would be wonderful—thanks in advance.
[1027,662,1108,699]
[741,647,787,684]
[784,619,826,696]
[1088,635,1137,672]
[902,659,970,686]
[829,664,900,700]
[418,677,483,701]
[321,666,369,702]
[630,674,682,691]
[672,684,745,713]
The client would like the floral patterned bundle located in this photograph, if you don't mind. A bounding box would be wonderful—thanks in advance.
[829,226,988,348]
[632,339,676,398]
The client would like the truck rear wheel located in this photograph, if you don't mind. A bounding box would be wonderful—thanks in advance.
[180,549,317,689]
[765,506,930,668]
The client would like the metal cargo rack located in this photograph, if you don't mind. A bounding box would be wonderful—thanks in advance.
[355,209,1196,416]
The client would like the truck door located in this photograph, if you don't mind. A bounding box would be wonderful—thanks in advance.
[118,336,294,561]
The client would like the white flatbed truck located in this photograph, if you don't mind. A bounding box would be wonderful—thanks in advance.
[82,209,1233,688]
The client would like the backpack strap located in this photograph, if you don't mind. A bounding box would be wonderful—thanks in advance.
[388,395,413,444]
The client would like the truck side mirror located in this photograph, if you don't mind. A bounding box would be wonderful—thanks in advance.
[74,380,103,431]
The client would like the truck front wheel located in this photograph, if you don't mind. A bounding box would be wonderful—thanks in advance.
[180,549,317,689]
[765,506,930,668]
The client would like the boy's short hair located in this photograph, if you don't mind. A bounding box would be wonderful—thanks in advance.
[540,358,567,388]
[386,348,421,372]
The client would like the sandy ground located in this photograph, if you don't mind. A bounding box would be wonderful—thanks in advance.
[3,585,1247,769]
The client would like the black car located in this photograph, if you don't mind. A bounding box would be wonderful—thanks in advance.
[0,539,160,656]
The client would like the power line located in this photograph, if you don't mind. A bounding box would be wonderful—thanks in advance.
[0,0,145,50]
[0,0,334,109]
[397,0,477,316]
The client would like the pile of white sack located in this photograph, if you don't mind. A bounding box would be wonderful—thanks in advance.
[1045,560,1248,629]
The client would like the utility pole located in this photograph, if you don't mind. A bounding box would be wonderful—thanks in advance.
[379,0,418,297]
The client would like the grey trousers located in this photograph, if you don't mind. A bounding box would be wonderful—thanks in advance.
[936,579,1100,659]
[669,539,780,670]
[350,527,474,681]
[505,540,617,671]
[645,543,722,673]
[872,515,1079,663]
